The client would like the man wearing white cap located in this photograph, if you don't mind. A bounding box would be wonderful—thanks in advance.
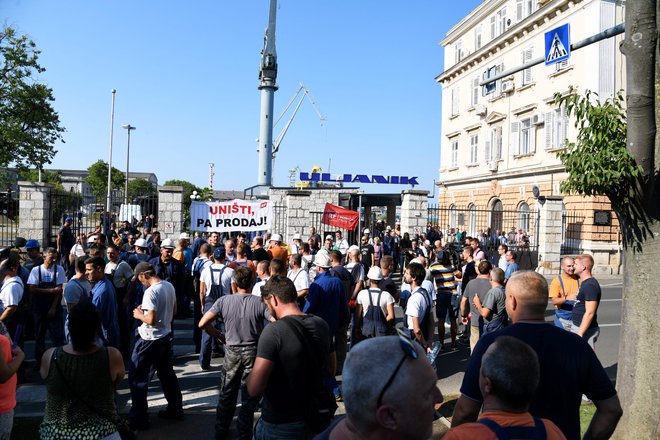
[363,228,374,246]
[128,238,151,268]
[267,234,289,261]
[355,266,395,340]
[148,239,185,318]
[290,233,303,255]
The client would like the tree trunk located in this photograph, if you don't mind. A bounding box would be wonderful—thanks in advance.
[614,0,659,438]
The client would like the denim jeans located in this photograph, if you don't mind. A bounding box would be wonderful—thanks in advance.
[215,345,259,440]
[129,334,183,424]
[253,417,310,440]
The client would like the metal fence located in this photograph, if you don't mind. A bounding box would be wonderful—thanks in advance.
[48,189,158,246]
[428,204,539,270]
[270,207,358,245]
[0,191,18,247]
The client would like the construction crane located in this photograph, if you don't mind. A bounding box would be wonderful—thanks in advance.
[272,82,326,158]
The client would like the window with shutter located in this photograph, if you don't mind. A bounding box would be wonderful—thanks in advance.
[494,127,503,159]
[516,0,524,21]
[451,141,459,167]
[521,47,533,85]
[559,106,569,147]
[511,121,520,156]
[490,15,496,39]
[475,25,483,50]
[544,111,554,149]
[451,87,460,116]
[485,137,492,162]
[470,134,479,164]
[471,77,479,106]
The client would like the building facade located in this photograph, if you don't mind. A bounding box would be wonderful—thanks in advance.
[436,0,624,273]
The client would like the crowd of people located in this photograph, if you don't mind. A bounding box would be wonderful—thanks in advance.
[0,218,622,439]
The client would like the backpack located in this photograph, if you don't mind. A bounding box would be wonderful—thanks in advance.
[0,279,27,325]
[406,288,433,341]
[361,289,388,337]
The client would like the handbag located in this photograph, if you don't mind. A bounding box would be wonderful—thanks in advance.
[52,348,137,440]
[280,316,338,433]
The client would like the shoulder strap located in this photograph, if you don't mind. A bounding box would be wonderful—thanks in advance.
[558,275,566,296]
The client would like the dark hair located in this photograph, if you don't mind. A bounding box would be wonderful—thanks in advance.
[477,260,493,275]
[508,250,517,260]
[74,256,87,274]
[269,258,287,277]
[98,233,106,244]
[89,243,106,257]
[438,249,452,265]
[482,336,540,410]
[107,244,120,253]
[290,253,302,267]
[380,255,393,269]
[85,256,106,271]
[233,266,254,290]
[300,242,310,253]
[0,252,20,278]
[254,236,263,246]
[463,246,474,257]
[329,250,343,263]
[68,302,101,351]
[407,262,426,285]
[262,275,297,304]
[499,244,508,252]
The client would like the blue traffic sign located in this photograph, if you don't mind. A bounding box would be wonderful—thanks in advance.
[545,23,570,65]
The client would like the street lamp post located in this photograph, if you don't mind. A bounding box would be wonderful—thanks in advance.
[121,124,136,208]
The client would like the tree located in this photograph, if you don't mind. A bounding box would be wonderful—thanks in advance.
[127,178,156,198]
[0,26,65,170]
[18,168,62,186]
[85,160,125,199]
[612,1,659,437]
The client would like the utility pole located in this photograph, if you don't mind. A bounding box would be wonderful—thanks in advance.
[257,0,278,188]
[106,89,116,224]
[121,124,136,207]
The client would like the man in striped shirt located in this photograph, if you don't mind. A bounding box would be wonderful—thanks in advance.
[429,249,462,351]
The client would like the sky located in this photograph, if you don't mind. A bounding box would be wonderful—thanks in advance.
[3,0,483,196]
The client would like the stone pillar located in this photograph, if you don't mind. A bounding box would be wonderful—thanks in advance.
[535,196,563,275]
[386,204,397,228]
[18,181,54,248]
[400,190,429,237]
[157,186,184,240]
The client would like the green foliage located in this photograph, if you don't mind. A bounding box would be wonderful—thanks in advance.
[127,178,156,198]
[553,88,641,204]
[18,168,62,185]
[0,26,65,169]
[86,160,125,198]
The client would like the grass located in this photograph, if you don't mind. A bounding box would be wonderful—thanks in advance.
[580,403,596,437]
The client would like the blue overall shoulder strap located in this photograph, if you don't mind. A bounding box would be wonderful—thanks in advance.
[477,416,547,440]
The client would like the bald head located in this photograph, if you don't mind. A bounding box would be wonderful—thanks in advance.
[506,271,549,319]
[561,257,575,277]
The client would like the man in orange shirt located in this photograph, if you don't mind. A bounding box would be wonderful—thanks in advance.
[267,234,289,261]
[548,257,580,330]
[443,336,566,440]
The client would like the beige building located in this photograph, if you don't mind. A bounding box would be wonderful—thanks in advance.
[435,0,624,273]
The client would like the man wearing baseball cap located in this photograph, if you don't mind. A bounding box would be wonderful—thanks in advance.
[23,240,43,274]
[129,261,184,430]
[148,238,185,319]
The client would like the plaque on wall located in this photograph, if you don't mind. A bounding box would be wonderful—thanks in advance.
[594,210,611,226]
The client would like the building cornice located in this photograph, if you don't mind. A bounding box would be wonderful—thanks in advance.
[438,163,566,187]
[436,0,581,85]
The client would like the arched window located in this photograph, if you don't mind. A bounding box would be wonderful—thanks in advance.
[468,203,477,237]
[518,201,530,233]
[449,204,457,229]
[490,199,503,233]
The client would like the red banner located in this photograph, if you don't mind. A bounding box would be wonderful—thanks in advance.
[321,203,359,230]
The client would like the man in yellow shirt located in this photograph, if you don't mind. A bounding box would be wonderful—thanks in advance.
[548,257,580,330]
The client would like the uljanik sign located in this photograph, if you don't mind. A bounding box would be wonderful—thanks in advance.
[300,172,419,185]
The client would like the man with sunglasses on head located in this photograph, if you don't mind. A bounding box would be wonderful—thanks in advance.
[315,333,443,440]
[247,276,332,439]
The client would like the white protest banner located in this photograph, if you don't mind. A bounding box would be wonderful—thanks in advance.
[190,199,272,232]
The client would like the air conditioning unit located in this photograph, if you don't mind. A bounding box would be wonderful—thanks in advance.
[475,104,487,116]
[533,114,545,125]
[488,161,498,172]
[502,82,515,93]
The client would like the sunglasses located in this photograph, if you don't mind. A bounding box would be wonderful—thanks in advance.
[376,330,418,407]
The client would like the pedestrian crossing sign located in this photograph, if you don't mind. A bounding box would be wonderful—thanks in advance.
[545,23,570,65]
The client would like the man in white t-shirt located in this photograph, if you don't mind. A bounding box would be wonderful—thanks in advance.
[335,231,350,257]
[129,262,183,430]
[287,253,309,304]
[404,262,434,352]
[0,253,24,328]
[251,260,270,297]
[27,247,67,366]
[355,266,394,339]
[199,247,235,370]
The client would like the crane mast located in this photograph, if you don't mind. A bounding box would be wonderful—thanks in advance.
[257,0,278,188]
